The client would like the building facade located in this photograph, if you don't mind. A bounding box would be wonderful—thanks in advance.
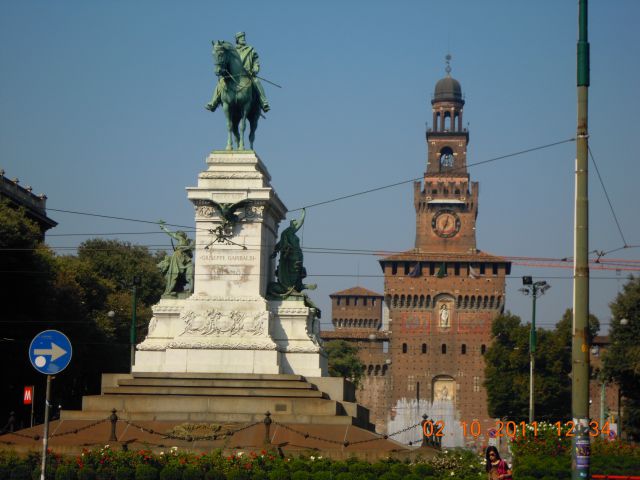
[0,169,57,237]
[320,287,390,433]
[322,61,511,447]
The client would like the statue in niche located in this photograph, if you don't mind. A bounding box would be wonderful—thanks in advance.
[439,385,450,401]
[157,220,195,297]
[439,303,450,328]
[267,209,319,313]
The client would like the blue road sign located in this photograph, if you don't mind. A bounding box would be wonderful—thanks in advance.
[29,330,72,375]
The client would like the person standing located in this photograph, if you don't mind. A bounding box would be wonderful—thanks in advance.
[485,446,512,480]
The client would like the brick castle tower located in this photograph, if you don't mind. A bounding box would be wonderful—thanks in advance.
[322,57,511,447]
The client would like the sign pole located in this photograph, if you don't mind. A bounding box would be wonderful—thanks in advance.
[28,330,73,480]
[40,375,52,480]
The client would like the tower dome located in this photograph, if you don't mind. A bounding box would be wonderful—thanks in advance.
[432,54,464,104]
[434,76,462,102]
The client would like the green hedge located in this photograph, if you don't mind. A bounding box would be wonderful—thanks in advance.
[0,444,638,480]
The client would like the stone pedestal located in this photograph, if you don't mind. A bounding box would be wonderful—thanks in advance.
[270,299,327,377]
[133,151,327,376]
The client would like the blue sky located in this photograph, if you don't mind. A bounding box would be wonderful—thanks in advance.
[2,1,639,333]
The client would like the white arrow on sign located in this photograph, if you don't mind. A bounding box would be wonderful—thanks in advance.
[34,342,68,361]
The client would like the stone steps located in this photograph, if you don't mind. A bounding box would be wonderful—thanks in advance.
[61,409,358,425]
[102,386,325,398]
[60,372,373,431]
[81,393,340,416]
[118,378,314,389]
[131,372,305,381]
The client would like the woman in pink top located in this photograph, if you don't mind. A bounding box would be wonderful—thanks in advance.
[485,446,512,480]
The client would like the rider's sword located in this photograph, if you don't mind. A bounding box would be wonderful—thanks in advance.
[255,75,282,89]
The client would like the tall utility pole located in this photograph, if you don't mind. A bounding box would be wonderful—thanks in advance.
[519,277,550,423]
[572,0,591,478]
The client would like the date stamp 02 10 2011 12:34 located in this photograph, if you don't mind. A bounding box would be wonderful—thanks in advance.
[421,419,614,438]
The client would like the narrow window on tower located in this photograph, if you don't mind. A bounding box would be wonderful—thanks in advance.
[461,344,467,355]
[481,344,486,355]
[402,343,408,353]
[480,264,486,275]
[492,263,498,276]
[441,344,447,354]
[454,263,460,276]
[422,343,427,354]
[392,262,398,275]
[337,297,341,306]
[473,376,480,392]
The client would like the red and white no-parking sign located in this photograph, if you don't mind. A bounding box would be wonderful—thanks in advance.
[23,386,34,405]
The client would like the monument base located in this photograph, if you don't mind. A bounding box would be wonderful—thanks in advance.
[133,295,327,376]
[270,298,327,377]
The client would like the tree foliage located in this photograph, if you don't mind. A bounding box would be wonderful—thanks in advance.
[484,309,599,421]
[603,275,640,440]
[0,205,164,426]
[324,340,365,387]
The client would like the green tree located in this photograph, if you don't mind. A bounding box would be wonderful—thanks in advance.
[603,276,640,440]
[0,201,61,423]
[324,340,365,387]
[0,204,164,421]
[484,310,599,421]
[484,313,530,419]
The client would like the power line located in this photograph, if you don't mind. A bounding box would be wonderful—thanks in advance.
[0,269,634,280]
[290,138,575,211]
[46,138,576,229]
[588,146,627,247]
[5,242,640,270]
[47,208,199,232]
[45,231,193,237]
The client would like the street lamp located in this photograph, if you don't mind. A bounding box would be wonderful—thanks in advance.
[519,276,551,423]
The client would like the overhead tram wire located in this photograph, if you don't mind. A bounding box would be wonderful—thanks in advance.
[588,146,628,247]
[3,242,640,270]
[47,208,205,233]
[47,138,575,231]
[289,137,576,211]
[45,230,196,237]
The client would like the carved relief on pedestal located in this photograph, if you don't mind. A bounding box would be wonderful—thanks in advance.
[166,340,276,350]
[148,316,158,335]
[178,309,270,337]
[195,205,216,219]
[245,203,265,220]
[198,172,263,180]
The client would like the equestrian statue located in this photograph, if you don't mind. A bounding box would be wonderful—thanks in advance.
[206,32,271,151]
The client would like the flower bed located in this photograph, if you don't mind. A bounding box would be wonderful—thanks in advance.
[0,447,485,480]
[0,441,637,480]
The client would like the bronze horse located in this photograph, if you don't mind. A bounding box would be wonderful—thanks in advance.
[210,40,261,150]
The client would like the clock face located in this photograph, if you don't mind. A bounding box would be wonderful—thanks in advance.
[432,210,461,238]
[440,152,454,168]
